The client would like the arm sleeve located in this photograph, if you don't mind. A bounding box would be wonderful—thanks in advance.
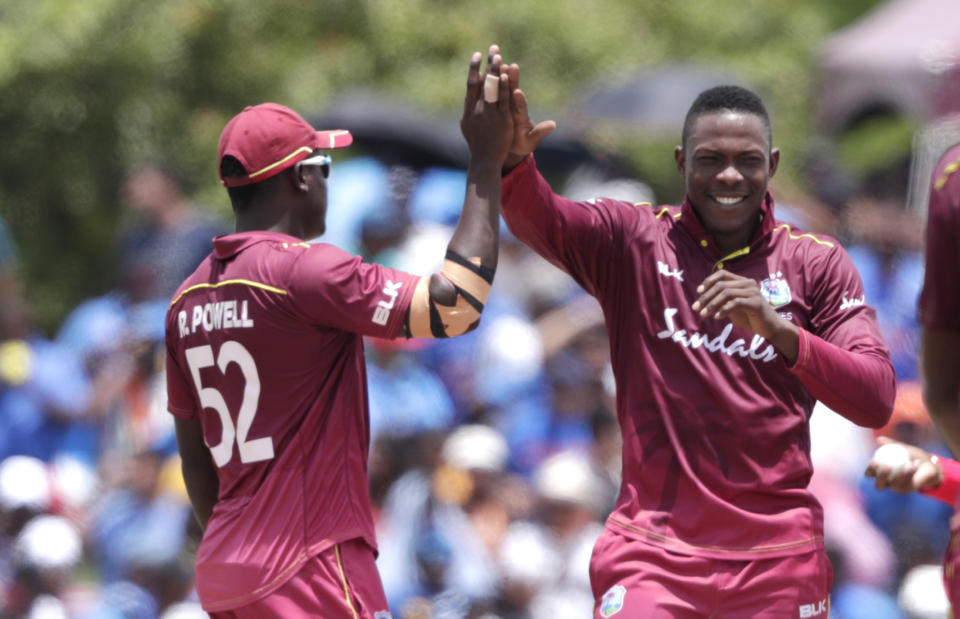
[501,155,633,298]
[918,171,960,329]
[920,456,960,506]
[286,243,420,338]
[788,244,896,428]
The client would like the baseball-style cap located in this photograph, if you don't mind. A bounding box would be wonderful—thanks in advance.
[218,102,353,188]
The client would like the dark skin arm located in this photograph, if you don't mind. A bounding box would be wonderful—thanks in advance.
[692,269,800,363]
[175,416,219,531]
[921,327,960,457]
[425,45,514,305]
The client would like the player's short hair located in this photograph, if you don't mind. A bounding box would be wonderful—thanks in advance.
[682,85,772,150]
[220,155,260,212]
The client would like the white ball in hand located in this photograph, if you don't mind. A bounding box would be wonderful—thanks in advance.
[872,443,912,478]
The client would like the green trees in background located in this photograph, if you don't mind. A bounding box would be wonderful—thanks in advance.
[0,0,879,332]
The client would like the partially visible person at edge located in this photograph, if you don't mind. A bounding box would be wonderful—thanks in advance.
[493,52,895,617]
[865,142,960,609]
[164,46,512,618]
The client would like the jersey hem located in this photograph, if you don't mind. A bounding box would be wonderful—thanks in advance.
[605,516,823,560]
[198,530,369,612]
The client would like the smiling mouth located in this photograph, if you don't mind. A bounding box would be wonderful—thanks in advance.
[711,195,746,206]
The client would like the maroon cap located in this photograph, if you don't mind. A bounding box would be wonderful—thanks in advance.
[217,103,353,188]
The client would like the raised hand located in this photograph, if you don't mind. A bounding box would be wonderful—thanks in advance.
[692,270,800,363]
[460,45,513,166]
[501,61,557,170]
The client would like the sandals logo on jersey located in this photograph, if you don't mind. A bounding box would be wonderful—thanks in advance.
[600,584,627,617]
[760,272,792,308]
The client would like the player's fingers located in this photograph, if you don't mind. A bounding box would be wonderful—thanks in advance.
[529,120,557,144]
[463,51,482,115]
[511,88,531,124]
[913,461,942,490]
[505,63,519,93]
[497,73,511,112]
[486,45,500,75]
[872,467,893,490]
[693,278,747,313]
[696,269,739,294]
[483,53,503,104]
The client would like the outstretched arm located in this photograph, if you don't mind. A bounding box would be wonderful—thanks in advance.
[404,45,513,339]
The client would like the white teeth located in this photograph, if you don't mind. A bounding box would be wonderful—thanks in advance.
[713,196,744,205]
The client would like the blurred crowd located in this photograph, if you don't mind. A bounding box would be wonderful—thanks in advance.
[0,146,951,618]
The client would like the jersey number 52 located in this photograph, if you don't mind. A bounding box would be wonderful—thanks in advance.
[185,342,274,467]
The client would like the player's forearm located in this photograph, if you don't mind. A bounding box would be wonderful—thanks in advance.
[181,458,219,531]
[789,328,896,427]
[446,160,501,270]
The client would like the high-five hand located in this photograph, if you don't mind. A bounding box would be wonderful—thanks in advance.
[501,61,556,171]
[460,45,514,166]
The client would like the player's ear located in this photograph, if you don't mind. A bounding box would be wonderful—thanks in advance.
[768,148,780,177]
[291,163,310,193]
[674,146,686,176]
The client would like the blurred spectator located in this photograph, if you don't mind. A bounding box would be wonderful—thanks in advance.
[1,515,82,618]
[842,196,924,381]
[0,293,95,465]
[897,564,951,619]
[378,425,514,616]
[86,447,190,606]
[116,163,223,300]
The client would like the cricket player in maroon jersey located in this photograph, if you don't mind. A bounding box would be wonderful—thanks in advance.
[496,59,895,617]
[164,47,513,618]
[865,142,960,610]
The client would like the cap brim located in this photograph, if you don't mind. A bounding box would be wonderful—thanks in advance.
[316,130,353,150]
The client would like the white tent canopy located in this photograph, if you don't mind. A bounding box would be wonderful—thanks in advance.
[817,0,960,132]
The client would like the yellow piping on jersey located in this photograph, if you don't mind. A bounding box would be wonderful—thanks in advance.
[335,545,360,619]
[170,279,288,307]
[934,157,960,190]
[655,207,682,219]
[714,246,750,270]
[772,224,835,248]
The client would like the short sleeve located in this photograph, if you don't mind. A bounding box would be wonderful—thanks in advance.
[286,243,420,338]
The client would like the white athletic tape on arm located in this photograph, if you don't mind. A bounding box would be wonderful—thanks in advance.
[484,73,500,103]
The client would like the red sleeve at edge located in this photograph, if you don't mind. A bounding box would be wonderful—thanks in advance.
[921,456,960,507]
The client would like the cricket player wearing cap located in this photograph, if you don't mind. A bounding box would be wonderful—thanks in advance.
[165,46,512,617]
[494,55,895,617]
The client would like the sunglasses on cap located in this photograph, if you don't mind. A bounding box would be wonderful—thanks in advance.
[295,153,332,179]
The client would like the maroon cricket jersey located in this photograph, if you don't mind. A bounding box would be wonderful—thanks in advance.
[919,143,960,330]
[165,230,418,611]
[502,156,894,560]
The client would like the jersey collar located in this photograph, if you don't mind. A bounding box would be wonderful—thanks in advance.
[212,230,305,259]
[678,191,778,261]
